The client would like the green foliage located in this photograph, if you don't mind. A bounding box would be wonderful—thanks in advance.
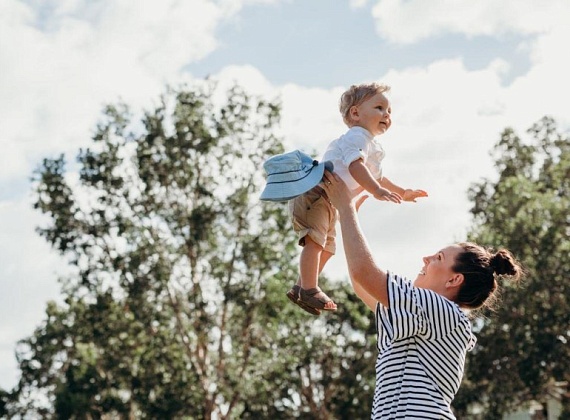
[6,82,377,419]
[454,116,570,418]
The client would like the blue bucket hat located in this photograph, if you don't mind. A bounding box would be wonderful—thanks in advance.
[260,150,333,202]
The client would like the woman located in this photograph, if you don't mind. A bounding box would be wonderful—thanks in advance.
[321,171,523,419]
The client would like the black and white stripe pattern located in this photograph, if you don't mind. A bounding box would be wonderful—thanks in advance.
[372,273,476,419]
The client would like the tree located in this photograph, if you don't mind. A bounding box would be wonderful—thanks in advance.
[454,116,570,418]
[3,82,377,419]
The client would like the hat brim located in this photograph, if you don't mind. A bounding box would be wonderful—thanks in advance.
[260,161,333,202]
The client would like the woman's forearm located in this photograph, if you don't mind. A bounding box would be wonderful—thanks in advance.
[336,202,389,307]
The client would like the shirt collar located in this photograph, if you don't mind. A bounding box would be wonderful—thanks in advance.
[349,125,374,140]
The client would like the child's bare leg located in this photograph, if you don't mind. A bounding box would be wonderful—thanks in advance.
[299,236,336,310]
[298,237,322,290]
[295,244,333,286]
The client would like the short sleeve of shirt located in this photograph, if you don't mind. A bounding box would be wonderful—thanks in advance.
[377,272,476,349]
[337,129,368,167]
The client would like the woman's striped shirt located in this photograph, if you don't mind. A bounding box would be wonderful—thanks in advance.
[372,272,477,419]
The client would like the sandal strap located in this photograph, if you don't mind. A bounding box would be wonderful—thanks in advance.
[286,285,321,316]
[301,287,322,296]
[299,287,337,311]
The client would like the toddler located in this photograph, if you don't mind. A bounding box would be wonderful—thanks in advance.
[287,82,428,315]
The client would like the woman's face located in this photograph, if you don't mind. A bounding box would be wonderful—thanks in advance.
[414,244,463,294]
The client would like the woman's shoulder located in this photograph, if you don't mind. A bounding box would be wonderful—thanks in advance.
[388,272,464,316]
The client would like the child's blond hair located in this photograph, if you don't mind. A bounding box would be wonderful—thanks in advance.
[339,82,391,126]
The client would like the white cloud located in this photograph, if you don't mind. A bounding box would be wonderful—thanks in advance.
[503,25,570,129]
[213,64,278,98]
[371,0,569,44]
[0,0,236,183]
[0,197,68,390]
[280,84,346,154]
[349,0,369,9]
[205,67,347,157]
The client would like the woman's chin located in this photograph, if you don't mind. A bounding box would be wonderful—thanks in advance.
[413,272,426,286]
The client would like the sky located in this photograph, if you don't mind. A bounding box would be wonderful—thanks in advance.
[1,0,569,391]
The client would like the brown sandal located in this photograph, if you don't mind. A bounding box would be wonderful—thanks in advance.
[298,287,337,312]
[286,285,321,316]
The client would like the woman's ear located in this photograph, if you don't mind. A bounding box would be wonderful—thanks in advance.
[447,274,464,288]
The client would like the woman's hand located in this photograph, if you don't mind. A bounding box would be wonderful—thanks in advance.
[321,171,355,212]
[355,194,369,212]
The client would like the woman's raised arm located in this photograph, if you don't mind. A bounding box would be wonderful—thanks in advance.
[321,171,390,308]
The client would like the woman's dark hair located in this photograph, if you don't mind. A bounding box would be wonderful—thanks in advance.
[453,242,523,310]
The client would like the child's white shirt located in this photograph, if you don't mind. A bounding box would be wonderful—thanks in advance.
[322,126,385,191]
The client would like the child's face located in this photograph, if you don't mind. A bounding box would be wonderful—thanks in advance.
[349,92,392,136]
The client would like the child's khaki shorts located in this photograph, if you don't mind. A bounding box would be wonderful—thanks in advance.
[288,188,338,254]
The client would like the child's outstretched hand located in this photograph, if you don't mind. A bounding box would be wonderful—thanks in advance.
[374,187,402,204]
[402,189,428,202]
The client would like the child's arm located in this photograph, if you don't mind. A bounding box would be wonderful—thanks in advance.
[380,176,428,203]
[348,159,401,203]
[378,177,404,196]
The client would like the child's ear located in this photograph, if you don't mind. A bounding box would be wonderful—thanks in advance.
[349,105,360,121]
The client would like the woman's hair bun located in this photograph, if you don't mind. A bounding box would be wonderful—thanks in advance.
[490,249,521,278]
